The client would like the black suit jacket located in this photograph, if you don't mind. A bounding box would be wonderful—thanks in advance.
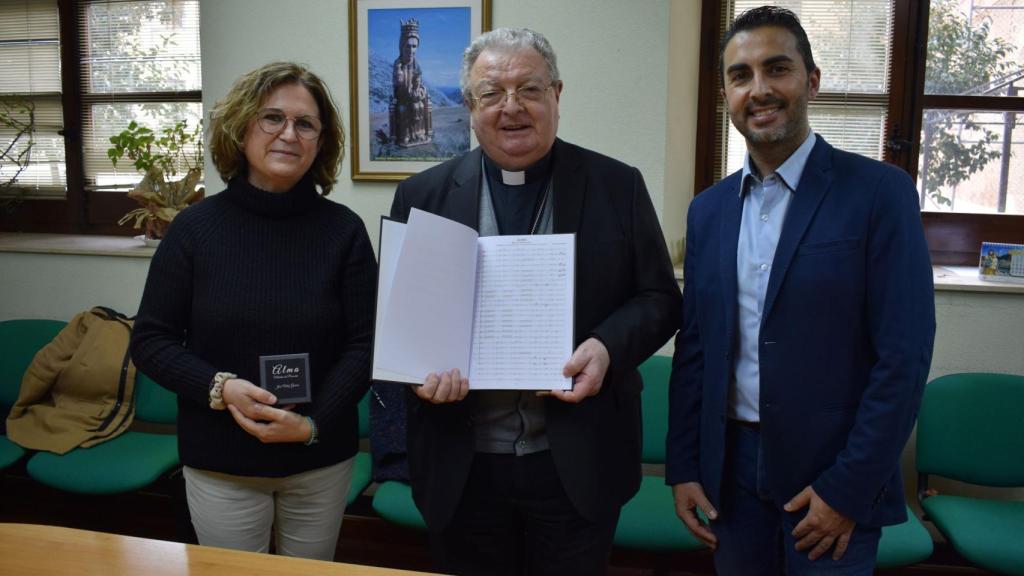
[389,139,681,529]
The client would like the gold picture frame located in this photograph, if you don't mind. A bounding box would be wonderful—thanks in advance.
[349,0,491,181]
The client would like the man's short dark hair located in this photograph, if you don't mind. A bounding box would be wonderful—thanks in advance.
[719,6,817,85]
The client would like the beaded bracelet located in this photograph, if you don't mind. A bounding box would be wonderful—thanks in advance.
[209,372,236,411]
[304,416,319,445]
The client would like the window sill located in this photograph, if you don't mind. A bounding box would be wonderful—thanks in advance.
[672,265,1024,295]
[932,266,1024,295]
[0,232,155,259]
[4,237,1022,295]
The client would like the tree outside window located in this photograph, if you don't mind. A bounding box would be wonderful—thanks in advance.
[919,0,1024,215]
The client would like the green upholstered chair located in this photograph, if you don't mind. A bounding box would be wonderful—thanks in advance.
[0,319,67,470]
[27,371,179,494]
[347,391,373,505]
[372,479,427,531]
[0,435,23,471]
[875,504,934,569]
[916,373,1024,576]
[613,355,704,552]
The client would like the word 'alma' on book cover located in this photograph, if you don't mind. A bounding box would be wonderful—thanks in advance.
[372,208,575,390]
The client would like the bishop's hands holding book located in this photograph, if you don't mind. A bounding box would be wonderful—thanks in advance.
[416,336,610,405]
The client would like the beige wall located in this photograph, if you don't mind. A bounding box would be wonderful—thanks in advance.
[0,252,149,320]
[199,0,689,257]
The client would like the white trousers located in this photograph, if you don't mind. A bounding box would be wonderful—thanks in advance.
[183,458,353,561]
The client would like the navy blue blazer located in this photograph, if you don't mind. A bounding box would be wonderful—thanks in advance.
[666,136,935,527]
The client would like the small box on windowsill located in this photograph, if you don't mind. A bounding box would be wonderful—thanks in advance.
[978,242,1024,284]
[259,353,311,404]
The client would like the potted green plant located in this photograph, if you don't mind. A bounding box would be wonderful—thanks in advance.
[109,119,204,241]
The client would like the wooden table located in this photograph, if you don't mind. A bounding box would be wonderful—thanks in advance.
[0,523,434,575]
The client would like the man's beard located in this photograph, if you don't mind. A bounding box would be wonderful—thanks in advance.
[734,94,809,146]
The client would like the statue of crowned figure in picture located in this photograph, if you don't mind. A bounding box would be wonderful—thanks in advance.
[389,18,433,147]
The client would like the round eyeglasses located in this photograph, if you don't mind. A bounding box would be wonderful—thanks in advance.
[471,82,554,110]
[256,108,322,140]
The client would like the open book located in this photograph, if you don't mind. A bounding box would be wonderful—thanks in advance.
[373,208,574,390]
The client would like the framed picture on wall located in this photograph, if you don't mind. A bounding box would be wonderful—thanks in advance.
[349,0,491,181]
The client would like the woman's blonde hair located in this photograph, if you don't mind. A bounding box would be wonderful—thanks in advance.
[208,62,344,195]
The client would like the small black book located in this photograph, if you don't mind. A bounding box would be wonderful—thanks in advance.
[259,353,311,404]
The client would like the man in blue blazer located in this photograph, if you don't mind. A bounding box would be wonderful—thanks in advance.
[666,7,935,575]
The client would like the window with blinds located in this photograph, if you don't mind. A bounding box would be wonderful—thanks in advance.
[717,0,894,178]
[0,0,200,205]
[80,0,201,189]
[0,0,65,197]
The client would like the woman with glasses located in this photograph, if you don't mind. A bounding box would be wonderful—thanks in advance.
[130,62,375,560]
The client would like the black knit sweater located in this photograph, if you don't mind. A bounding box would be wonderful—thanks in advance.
[130,174,377,477]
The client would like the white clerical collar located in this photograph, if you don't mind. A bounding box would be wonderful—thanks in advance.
[501,169,526,186]
[482,148,554,187]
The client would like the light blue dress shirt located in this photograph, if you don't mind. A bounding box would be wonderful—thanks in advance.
[730,131,817,422]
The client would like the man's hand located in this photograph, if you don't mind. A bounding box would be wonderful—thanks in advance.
[548,338,609,403]
[227,403,311,444]
[785,485,856,561]
[672,482,719,549]
[414,368,469,404]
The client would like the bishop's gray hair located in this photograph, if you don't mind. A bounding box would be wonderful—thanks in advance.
[460,27,560,104]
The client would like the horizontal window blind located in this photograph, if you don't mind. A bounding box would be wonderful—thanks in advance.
[79,0,201,189]
[718,0,894,177]
[0,0,60,93]
[0,0,64,196]
[0,96,65,194]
